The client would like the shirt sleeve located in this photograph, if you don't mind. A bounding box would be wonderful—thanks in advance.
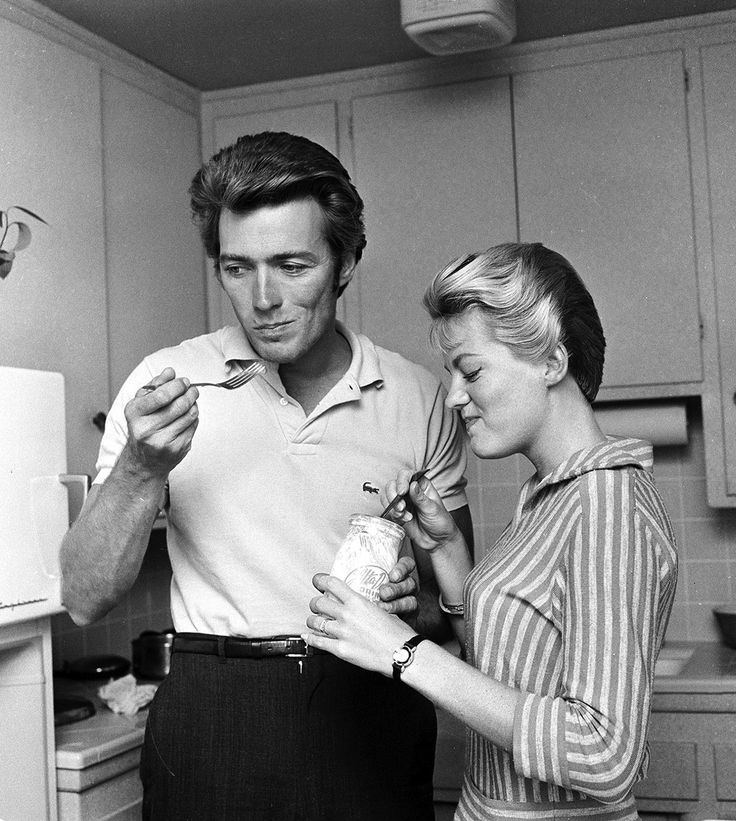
[93,359,157,486]
[421,382,468,512]
[512,467,670,803]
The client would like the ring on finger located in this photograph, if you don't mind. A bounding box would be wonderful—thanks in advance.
[318,617,329,634]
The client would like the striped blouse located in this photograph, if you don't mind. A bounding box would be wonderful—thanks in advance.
[456,438,678,821]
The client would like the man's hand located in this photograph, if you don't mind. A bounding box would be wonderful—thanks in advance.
[377,555,418,617]
[123,367,199,477]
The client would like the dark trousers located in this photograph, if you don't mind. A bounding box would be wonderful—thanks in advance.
[140,646,437,820]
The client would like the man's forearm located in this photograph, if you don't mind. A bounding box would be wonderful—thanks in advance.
[60,450,167,625]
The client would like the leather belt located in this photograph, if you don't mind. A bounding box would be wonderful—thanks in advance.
[172,633,325,659]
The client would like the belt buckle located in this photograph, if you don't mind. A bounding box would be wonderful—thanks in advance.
[284,638,311,658]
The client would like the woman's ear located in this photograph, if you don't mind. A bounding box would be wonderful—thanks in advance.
[544,343,569,387]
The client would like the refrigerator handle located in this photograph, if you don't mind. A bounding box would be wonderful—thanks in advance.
[59,474,91,523]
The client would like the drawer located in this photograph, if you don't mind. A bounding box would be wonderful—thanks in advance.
[57,766,142,821]
[715,744,736,801]
[633,742,698,801]
[57,747,141,792]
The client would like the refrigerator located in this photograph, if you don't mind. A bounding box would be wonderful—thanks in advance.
[0,365,87,821]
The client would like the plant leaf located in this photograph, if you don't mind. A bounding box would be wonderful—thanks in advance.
[0,251,15,280]
[12,222,32,252]
[9,205,48,225]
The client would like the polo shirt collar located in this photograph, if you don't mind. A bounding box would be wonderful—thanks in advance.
[217,320,385,391]
[338,321,384,391]
[524,436,654,500]
[220,324,261,370]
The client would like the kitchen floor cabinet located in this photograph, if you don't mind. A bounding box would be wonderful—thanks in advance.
[634,709,736,819]
[514,51,701,397]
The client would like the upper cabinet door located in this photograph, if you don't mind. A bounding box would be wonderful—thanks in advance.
[102,74,206,397]
[0,18,108,477]
[702,42,736,497]
[514,52,701,395]
[351,78,516,378]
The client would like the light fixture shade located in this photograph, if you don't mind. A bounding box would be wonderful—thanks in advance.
[401,0,516,55]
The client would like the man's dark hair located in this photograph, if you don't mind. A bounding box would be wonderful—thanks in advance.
[189,132,366,295]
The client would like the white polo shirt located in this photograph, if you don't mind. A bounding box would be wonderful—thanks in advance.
[96,322,468,637]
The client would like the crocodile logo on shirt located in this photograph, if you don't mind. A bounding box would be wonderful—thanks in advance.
[362,482,380,495]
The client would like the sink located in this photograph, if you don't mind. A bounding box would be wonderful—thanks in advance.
[654,645,695,677]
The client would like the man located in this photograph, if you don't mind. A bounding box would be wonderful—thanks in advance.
[60,131,473,820]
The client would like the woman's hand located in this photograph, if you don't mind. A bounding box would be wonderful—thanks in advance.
[384,470,462,554]
[305,574,416,676]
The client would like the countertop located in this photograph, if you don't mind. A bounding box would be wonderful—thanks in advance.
[54,675,151,772]
[652,640,736,712]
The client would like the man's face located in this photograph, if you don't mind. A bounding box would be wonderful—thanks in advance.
[217,198,354,365]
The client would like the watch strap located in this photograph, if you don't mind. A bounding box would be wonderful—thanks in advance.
[392,634,426,681]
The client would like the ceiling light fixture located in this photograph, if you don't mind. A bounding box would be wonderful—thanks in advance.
[401,0,516,56]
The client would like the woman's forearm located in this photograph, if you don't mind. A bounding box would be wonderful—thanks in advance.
[401,639,519,752]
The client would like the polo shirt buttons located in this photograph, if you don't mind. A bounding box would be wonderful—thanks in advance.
[279,397,288,406]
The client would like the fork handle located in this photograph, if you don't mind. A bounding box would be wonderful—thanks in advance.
[141,381,215,390]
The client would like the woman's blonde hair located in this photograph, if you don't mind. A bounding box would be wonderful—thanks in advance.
[423,242,605,403]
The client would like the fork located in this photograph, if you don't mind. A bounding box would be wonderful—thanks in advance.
[379,469,428,519]
[142,359,266,392]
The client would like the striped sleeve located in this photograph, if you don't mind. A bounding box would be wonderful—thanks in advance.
[512,467,666,803]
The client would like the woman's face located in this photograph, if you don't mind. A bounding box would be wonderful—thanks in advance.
[442,309,550,461]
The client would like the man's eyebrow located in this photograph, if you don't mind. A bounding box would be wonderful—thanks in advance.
[219,253,248,263]
[218,251,318,263]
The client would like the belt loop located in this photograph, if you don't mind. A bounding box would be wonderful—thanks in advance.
[217,636,227,662]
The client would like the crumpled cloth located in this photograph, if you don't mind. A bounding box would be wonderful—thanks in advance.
[98,673,158,716]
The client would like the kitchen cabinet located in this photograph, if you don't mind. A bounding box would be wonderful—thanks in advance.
[55,701,147,821]
[514,51,701,397]
[0,617,58,821]
[199,12,736,503]
[634,711,736,818]
[0,6,204,479]
[700,41,736,504]
[432,643,736,818]
[0,16,109,478]
[350,78,516,377]
[101,73,206,398]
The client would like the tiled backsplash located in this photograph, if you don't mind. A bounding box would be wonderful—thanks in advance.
[51,528,173,671]
[51,398,736,666]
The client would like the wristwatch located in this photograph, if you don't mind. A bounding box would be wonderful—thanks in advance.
[392,634,426,681]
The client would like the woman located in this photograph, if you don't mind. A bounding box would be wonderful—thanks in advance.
[305,242,678,820]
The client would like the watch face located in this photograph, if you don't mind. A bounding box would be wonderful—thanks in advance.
[393,647,412,665]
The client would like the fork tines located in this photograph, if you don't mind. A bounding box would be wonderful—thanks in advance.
[225,361,266,388]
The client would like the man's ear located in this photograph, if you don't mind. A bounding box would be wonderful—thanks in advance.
[337,252,356,290]
[544,343,569,387]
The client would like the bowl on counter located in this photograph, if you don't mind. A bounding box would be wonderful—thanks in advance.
[713,605,736,649]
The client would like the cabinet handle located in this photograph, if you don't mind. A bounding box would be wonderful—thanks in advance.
[59,474,91,524]
[92,411,107,433]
